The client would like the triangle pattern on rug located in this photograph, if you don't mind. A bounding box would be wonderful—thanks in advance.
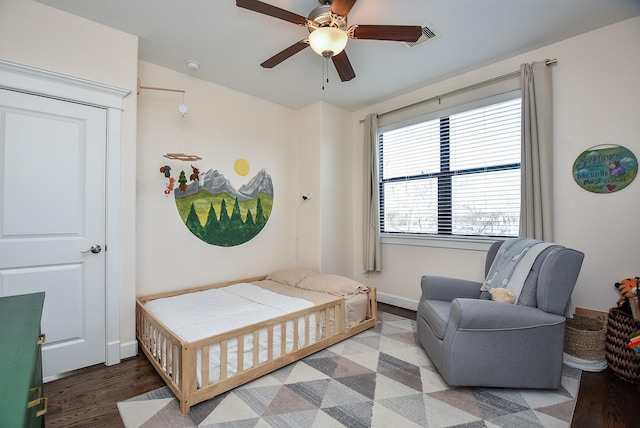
[284,360,331,384]
[119,313,581,428]
[263,408,320,428]
[287,379,332,408]
[374,370,423,400]
[377,351,423,392]
[117,397,174,428]
[322,400,373,427]
[233,384,284,416]
[263,385,318,416]
[198,392,261,426]
[377,393,428,426]
[371,401,425,428]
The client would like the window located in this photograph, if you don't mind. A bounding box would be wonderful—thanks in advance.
[379,96,521,239]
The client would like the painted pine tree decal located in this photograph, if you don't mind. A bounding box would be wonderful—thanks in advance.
[176,167,273,247]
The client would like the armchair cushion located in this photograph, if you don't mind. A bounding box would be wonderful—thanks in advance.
[448,298,565,330]
[536,246,585,314]
[515,245,560,307]
[420,275,483,302]
[420,300,451,339]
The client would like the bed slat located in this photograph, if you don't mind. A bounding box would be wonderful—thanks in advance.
[202,345,210,388]
[252,331,259,368]
[280,323,286,356]
[293,318,299,351]
[267,325,274,361]
[237,335,244,373]
[220,341,228,380]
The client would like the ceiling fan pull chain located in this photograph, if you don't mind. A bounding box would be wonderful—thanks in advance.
[327,58,330,85]
[322,56,329,90]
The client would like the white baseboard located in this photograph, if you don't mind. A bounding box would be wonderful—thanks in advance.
[106,340,121,366]
[377,292,419,311]
[120,340,138,361]
[105,340,138,366]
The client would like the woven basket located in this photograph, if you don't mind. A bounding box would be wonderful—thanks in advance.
[605,308,640,384]
[564,314,607,361]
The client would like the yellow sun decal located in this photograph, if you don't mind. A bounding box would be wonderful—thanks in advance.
[234,158,250,176]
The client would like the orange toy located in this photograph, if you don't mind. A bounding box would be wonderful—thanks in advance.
[615,277,640,315]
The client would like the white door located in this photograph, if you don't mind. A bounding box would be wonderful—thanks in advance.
[0,88,107,378]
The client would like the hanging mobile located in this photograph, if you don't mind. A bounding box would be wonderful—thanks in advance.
[164,177,176,195]
[137,79,202,163]
[160,165,174,195]
[160,165,172,178]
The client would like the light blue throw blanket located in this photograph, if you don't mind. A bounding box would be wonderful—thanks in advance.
[481,238,555,303]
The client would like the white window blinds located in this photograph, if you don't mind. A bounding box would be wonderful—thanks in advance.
[379,97,521,238]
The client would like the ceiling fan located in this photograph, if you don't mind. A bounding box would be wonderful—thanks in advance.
[236,0,422,82]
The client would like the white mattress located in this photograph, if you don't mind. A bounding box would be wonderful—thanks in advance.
[144,282,318,387]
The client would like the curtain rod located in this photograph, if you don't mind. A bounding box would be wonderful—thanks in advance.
[360,59,557,123]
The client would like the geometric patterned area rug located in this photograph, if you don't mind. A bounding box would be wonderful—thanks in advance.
[118,312,581,428]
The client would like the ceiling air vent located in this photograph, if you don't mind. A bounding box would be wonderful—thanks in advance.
[405,24,438,48]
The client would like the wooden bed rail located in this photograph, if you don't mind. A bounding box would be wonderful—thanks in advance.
[136,303,185,395]
[137,276,267,304]
[136,281,378,414]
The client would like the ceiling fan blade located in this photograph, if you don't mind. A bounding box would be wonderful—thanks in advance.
[332,50,356,82]
[351,25,422,42]
[236,0,308,25]
[331,0,358,16]
[260,40,309,68]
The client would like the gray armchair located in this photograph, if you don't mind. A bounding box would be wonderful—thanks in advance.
[417,240,584,389]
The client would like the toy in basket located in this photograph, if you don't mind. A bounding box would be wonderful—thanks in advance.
[629,330,640,353]
[614,277,639,320]
[606,278,640,383]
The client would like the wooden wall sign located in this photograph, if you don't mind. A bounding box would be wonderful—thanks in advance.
[573,145,637,194]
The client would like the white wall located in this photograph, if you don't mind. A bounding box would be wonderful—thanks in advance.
[296,104,322,270]
[350,16,640,313]
[295,102,352,276]
[0,0,139,350]
[319,103,352,276]
[297,102,353,276]
[136,61,298,296]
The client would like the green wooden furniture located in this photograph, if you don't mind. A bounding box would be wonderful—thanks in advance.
[0,292,46,428]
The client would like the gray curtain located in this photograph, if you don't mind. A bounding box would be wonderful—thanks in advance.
[363,113,381,273]
[520,61,554,241]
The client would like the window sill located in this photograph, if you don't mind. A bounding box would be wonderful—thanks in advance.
[381,234,504,251]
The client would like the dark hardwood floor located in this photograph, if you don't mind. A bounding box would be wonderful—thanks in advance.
[43,303,640,427]
[571,369,640,428]
[44,353,164,427]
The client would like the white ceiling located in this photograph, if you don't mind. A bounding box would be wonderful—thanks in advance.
[36,0,640,111]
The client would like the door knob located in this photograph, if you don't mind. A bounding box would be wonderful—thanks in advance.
[81,244,102,254]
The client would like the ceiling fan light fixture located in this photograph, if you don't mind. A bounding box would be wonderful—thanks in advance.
[308,27,348,57]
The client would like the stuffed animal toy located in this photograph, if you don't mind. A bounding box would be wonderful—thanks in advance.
[615,277,640,315]
[489,287,516,304]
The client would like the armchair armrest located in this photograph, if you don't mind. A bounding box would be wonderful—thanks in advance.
[448,298,565,331]
[420,275,483,302]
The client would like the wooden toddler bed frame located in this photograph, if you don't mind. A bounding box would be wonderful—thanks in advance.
[136,275,378,414]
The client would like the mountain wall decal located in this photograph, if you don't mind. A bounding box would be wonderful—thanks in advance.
[176,168,273,200]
